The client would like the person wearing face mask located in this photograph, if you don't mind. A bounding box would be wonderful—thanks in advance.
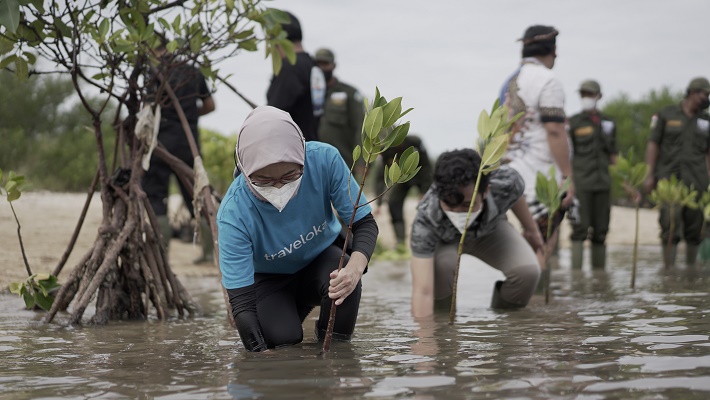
[644,77,710,267]
[409,149,544,317]
[314,48,366,177]
[217,106,378,352]
[567,80,618,270]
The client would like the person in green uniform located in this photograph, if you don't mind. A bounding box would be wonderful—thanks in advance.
[568,80,618,269]
[644,77,710,267]
[374,135,433,249]
[314,48,366,174]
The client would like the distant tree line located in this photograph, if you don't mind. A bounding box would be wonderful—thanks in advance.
[0,71,236,194]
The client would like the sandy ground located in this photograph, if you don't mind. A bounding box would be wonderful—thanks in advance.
[0,191,661,290]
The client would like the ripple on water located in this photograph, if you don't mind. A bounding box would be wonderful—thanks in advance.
[368,375,455,395]
[617,355,710,372]
[582,336,622,344]
[631,335,709,344]
[384,354,434,364]
[584,376,710,392]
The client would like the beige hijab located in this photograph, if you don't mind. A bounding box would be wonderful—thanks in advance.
[236,106,305,197]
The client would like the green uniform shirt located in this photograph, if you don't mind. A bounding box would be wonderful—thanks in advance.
[649,103,710,190]
[568,111,618,191]
[317,79,365,167]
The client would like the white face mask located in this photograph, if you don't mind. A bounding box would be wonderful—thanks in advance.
[580,97,598,111]
[444,208,482,234]
[252,177,302,212]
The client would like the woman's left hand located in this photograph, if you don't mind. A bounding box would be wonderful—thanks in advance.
[329,252,367,305]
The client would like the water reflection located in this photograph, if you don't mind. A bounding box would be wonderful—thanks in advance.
[1,246,710,398]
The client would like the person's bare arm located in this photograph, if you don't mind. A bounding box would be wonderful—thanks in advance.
[644,141,660,194]
[410,256,435,318]
[199,96,216,116]
[544,121,575,206]
[511,196,544,254]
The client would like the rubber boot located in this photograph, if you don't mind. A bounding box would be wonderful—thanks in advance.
[700,238,710,264]
[490,281,523,309]
[591,243,606,270]
[662,243,677,268]
[571,241,584,270]
[686,244,699,267]
[193,219,214,265]
[156,215,172,250]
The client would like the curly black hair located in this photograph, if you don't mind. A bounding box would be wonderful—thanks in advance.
[433,149,489,208]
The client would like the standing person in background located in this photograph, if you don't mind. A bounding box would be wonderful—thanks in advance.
[314,48,366,176]
[266,11,322,142]
[374,135,433,251]
[644,77,710,267]
[143,42,216,263]
[568,80,618,270]
[504,25,575,262]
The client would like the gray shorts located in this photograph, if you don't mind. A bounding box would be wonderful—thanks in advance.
[433,219,540,306]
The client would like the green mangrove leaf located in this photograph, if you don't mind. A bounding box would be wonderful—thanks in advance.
[382,97,402,128]
[363,107,383,140]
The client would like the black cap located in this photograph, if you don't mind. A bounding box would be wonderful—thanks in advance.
[282,12,302,42]
[520,25,558,57]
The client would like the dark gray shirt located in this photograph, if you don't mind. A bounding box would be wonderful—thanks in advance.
[410,166,524,258]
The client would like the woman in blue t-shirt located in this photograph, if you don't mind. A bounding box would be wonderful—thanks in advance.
[217,106,378,351]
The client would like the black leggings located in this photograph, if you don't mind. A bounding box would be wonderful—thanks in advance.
[254,245,362,348]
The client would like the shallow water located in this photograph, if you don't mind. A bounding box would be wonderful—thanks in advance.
[1,245,710,399]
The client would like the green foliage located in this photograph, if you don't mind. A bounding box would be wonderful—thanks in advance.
[0,168,26,202]
[535,166,571,239]
[477,99,521,173]
[199,128,236,194]
[602,88,683,157]
[0,72,115,191]
[8,273,60,311]
[699,187,710,222]
[352,87,419,189]
[1,0,292,83]
[650,175,699,210]
[610,148,649,194]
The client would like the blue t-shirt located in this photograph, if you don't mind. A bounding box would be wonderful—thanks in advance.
[217,142,372,289]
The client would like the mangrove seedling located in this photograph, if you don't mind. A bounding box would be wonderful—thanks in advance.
[609,149,649,288]
[697,186,710,263]
[449,100,522,324]
[535,165,570,304]
[322,87,421,353]
[1,170,61,310]
[650,176,699,268]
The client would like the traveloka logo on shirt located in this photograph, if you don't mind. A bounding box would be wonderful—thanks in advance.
[263,220,329,261]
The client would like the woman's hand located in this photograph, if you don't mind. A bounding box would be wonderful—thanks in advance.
[329,252,367,305]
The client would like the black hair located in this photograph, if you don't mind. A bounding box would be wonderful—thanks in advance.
[282,12,302,42]
[521,25,557,58]
[433,149,488,207]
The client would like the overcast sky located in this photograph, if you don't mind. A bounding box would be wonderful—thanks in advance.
[199,0,710,157]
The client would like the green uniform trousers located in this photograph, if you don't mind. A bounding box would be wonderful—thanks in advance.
[570,190,610,244]
[659,204,704,246]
